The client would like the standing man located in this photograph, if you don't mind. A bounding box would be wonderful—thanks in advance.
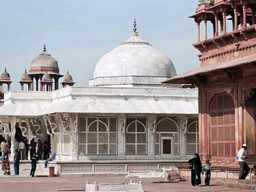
[13,149,20,175]
[237,144,250,179]
[30,152,38,177]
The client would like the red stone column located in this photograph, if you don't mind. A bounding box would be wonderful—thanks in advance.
[21,84,24,91]
[242,4,247,28]
[195,19,201,42]
[233,7,238,30]
[204,18,207,40]
[235,83,244,151]
[29,83,33,91]
[251,6,256,25]
[199,86,208,161]
[222,11,227,34]
[7,83,11,91]
[214,13,219,37]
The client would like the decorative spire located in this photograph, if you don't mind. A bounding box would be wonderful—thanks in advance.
[40,44,50,56]
[133,19,138,36]
[43,44,47,52]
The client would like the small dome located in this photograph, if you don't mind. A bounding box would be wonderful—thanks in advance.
[61,71,75,87]
[29,45,59,74]
[41,72,52,82]
[0,68,11,81]
[20,69,32,82]
[62,71,74,83]
[90,20,176,87]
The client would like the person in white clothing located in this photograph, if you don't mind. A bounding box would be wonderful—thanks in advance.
[19,140,26,160]
[237,143,250,179]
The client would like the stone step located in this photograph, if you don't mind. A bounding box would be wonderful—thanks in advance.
[215,177,256,191]
[0,160,57,177]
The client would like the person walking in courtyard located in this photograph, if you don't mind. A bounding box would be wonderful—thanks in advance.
[13,149,20,175]
[30,151,39,177]
[237,143,250,179]
[188,153,202,186]
[2,144,10,175]
[203,160,211,186]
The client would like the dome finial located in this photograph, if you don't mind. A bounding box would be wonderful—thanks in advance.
[43,44,47,52]
[133,19,138,36]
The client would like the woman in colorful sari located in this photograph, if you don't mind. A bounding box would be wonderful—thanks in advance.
[2,144,10,175]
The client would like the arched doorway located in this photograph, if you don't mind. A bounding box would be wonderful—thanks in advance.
[155,117,179,155]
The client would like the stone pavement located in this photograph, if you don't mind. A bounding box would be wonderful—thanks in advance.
[0,174,254,192]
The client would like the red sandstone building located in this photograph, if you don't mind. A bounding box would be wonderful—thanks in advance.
[165,0,256,167]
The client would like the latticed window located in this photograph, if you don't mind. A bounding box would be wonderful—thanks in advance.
[186,120,199,155]
[78,117,117,155]
[125,117,147,155]
[210,94,235,159]
[155,117,179,155]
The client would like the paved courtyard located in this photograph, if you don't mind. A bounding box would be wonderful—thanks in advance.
[0,174,253,192]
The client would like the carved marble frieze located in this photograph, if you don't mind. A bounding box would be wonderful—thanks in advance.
[127,164,157,172]
[60,164,93,173]
[94,165,125,172]
[59,163,160,174]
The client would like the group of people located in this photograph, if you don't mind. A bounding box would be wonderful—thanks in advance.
[16,138,51,161]
[188,143,255,187]
[0,138,55,177]
[188,153,211,186]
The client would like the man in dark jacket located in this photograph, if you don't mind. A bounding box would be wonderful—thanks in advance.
[30,152,38,177]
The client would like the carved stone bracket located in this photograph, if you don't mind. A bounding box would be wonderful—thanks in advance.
[231,33,239,42]
[211,39,220,49]
[43,114,60,135]
[119,114,126,134]
[240,30,248,41]
[180,117,188,133]
[245,88,256,101]
[29,118,44,137]
[58,113,78,133]
[201,42,208,51]
[220,37,227,46]
[148,114,156,133]
[223,69,236,81]
[0,116,12,136]
[19,118,30,137]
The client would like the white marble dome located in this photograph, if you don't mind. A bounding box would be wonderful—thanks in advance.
[90,22,176,87]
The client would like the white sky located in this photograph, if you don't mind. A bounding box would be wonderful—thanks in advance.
[0,0,200,90]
